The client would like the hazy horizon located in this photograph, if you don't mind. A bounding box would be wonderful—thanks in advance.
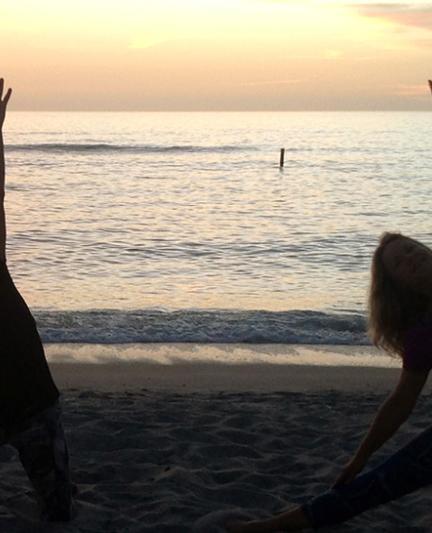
[7,109,432,113]
[2,0,432,111]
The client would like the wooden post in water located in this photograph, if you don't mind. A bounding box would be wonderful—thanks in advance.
[279,148,285,168]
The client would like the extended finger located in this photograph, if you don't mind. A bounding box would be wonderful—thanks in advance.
[3,88,12,106]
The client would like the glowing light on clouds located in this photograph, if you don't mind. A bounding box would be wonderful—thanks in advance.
[1,0,431,110]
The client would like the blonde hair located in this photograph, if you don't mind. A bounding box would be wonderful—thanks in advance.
[368,232,430,356]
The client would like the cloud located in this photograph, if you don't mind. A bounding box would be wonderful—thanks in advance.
[351,3,432,30]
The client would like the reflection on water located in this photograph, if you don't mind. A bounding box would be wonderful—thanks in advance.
[5,111,432,314]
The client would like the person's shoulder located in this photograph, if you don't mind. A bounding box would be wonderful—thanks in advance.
[403,318,432,372]
[406,318,432,334]
[404,317,432,346]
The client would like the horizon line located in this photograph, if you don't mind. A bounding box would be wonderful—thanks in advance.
[7,108,432,113]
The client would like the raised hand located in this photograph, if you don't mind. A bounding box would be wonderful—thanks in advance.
[333,455,366,488]
[0,78,12,130]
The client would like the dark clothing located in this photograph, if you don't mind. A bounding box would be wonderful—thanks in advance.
[0,261,59,435]
[7,401,72,521]
[302,425,432,529]
[302,318,432,528]
[403,319,432,372]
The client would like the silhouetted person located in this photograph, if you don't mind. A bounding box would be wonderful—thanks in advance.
[0,79,73,522]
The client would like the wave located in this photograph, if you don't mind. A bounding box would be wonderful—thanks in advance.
[7,143,258,155]
[35,309,369,345]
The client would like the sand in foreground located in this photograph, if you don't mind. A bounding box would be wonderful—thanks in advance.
[1,362,432,532]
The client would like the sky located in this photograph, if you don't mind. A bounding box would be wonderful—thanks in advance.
[2,0,432,110]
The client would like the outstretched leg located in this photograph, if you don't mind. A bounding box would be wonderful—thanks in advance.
[227,425,432,532]
[303,425,432,528]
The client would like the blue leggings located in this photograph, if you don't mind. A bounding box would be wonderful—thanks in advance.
[302,426,432,528]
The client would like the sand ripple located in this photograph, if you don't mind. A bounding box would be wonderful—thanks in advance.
[1,390,432,531]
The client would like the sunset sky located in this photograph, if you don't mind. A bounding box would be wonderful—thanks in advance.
[2,0,432,110]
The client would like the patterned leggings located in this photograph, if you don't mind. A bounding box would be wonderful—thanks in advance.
[4,402,73,522]
[302,425,432,528]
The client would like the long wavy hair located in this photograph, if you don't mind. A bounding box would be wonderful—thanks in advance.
[368,232,431,356]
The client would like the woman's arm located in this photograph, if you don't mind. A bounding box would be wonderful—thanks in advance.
[334,368,429,486]
[0,78,13,262]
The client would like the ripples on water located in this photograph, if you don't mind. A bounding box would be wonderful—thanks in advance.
[4,111,432,344]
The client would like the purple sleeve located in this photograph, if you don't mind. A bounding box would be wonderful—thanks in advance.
[403,324,432,372]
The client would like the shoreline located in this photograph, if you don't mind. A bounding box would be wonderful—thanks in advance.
[44,342,398,366]
[43,342,413,394]
[44,343,410,394]
[50,361,408,394]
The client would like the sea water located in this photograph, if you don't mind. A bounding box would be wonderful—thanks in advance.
[4,111,432,354]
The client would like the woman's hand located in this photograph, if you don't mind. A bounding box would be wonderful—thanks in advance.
[333,455,366,488]
[0,79,12,130]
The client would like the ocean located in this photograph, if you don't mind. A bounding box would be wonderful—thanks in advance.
[5,111,432,354]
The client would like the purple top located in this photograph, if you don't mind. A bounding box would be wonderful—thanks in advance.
[403,320,432,372]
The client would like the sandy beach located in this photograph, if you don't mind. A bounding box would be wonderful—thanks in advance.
[2,352,432,532]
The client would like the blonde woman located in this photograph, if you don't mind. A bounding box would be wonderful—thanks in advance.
[227,232,432,532]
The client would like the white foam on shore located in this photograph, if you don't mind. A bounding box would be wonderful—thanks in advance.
[45,343,399,368]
